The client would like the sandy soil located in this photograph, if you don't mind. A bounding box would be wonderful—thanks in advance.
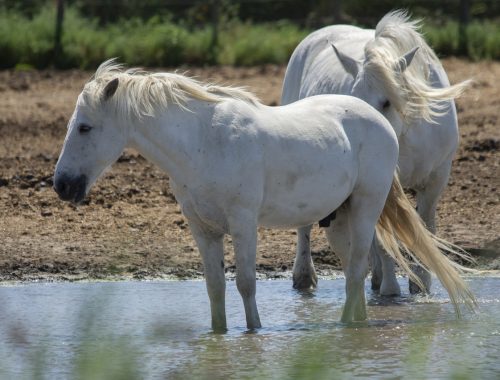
[0,59,498,281]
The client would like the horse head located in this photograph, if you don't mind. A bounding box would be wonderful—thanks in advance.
[328,11,470,130]
[330,42,421,135]
[54,75,126,203]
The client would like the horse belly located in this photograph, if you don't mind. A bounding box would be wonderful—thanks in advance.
[258,165,354,228]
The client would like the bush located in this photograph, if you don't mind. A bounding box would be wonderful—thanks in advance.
[0,7,308,69]
[0,7,55,69]
[424,20,500,60]
[218,21,309,66]
[0,6,498,70]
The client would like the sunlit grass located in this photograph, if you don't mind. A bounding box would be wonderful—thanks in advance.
[218,20,309,66]
[0,6,307,69]
[424,20,500,60]
[0,6,497,70]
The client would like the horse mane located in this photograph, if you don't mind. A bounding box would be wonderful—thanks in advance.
[363,10,469,123]
[81,59,260,120]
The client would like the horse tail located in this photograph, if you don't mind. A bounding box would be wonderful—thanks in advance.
[375,174,477,315]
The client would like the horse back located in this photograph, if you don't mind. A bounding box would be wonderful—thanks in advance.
[281,25,372,104]
[253,95,398,227]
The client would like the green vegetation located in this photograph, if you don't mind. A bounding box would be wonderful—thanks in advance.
[0,6,309,69]
[424,20,500,60]
[0,6,498,70]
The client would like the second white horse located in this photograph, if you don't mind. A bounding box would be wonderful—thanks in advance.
[281,10,470,295]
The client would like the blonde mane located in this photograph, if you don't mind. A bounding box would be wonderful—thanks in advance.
[363,10,470,122]
[81,59,260,120]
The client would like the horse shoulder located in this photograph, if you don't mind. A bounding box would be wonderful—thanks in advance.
[395,64,459,185]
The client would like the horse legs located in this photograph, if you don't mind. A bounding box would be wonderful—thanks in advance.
[324,205,350,270]
[189,222,227,332]
[323,201,371,322]
[370,243,383,291]
[409,159,453,294]
[292,225,318,290]
[340,187,390,323]
[228,210,262,330]
[372,235,401,296]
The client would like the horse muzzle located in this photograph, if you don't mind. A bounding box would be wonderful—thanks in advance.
[53,173,87,204]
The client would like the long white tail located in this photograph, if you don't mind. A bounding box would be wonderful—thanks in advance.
[375,175,477,315]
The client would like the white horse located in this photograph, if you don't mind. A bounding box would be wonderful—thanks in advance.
[54,61,474,331]
[281,10,470,295]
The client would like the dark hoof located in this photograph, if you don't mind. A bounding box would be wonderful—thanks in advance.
[293,274,318,290]
[409,280,427,294]
[380,292,400,298]
[371,274,382,291]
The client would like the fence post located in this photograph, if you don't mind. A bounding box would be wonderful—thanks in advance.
[332,0,343,24]
[209,0,220,65]
[458,0,470,56]
[54,0,65,67]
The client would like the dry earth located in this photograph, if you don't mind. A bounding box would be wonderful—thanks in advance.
[0,59,498,281]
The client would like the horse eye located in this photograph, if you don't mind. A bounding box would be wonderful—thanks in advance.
[382,100,391,109]
[78,124,92,134]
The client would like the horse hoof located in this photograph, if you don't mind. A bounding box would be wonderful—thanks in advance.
[409,280,428,294]
[380,292,401,297]
[380,282,401,297]
[292,274,318,290]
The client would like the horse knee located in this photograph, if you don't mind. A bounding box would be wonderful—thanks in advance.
[236,271,256,298]
[347,254,369,280]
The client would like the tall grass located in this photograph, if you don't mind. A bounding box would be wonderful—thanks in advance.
[0,6,308,69]
[218,20,309,66]
[424,20,500,60]
[0,6,498,70]
[0,6,56,68]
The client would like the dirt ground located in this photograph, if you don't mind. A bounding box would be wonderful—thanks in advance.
[0,59,498,281]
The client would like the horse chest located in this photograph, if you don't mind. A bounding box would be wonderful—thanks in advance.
[170,180,230,233]
[398,120,458,189]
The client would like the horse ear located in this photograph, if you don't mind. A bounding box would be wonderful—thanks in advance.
[329,42,361,78]
[102,78,119,101]
[396,47,419,72]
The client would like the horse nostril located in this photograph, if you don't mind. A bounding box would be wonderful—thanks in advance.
[54,179,69,198]
[53,174,87,203]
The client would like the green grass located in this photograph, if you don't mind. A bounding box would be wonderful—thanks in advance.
[0,6,308,69]
[0,6,55,68]
[218,20,309,66]
[0,6,498,70]
[424,20,500,60]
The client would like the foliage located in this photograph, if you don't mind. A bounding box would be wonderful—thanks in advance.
[424,20,500,60]
[0,6,308,69]
[0,6,55,69]
[0,5,498,70]
[218,20,309,65]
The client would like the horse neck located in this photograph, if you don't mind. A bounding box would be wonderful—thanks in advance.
[128,100,214,181]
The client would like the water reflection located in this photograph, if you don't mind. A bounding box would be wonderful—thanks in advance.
[0,277,498,379]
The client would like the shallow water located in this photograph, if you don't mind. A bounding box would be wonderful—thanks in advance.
[0,276,499,379]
